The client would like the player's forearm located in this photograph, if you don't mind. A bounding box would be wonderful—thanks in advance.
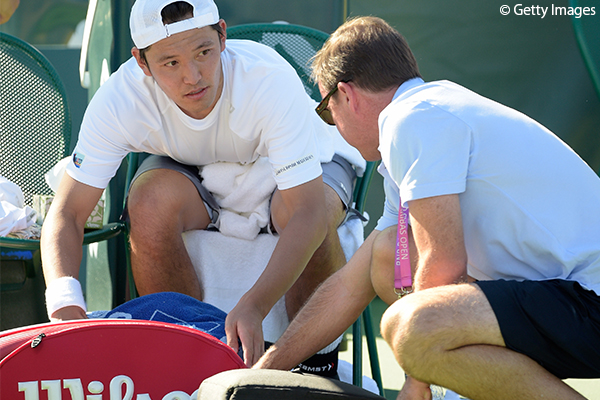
[41,208,90,319]
[41,208,86,284]
[255,271,370,370]
[241,209,326,317]
[255,232,378,370]
[41,175,103,284]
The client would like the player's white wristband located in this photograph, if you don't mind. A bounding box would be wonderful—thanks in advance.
[45,276,87,318]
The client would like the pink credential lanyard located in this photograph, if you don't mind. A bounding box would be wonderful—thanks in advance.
[394,200,412,298]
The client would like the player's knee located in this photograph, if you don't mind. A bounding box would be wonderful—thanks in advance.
[129,173,165,213]
[370,227,396,305]
[128,170,190,226]
[381,295,445,377]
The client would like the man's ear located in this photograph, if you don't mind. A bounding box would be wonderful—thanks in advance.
[338,81,360,113]
[218,19,227,51]
[131,47,152,77]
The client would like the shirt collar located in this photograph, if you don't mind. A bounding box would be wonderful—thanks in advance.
[392,77,425,102]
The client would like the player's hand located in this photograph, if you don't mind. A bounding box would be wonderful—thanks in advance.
[225,301,265,367]
[50,305,88,322]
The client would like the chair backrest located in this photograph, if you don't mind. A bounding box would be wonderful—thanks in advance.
[227,23,329,102]
[0,32,71,206]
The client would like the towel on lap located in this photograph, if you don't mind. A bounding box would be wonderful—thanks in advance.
[183,215,364,345]
[193,157,365,347]
[200,157,276,241]
[183,231,286,343]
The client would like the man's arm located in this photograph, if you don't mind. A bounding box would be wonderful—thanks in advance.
[41,174,104,321]
[254,229,380,370]
[408,194,468,291]
[393,193,468,398]
[225,176,328,366]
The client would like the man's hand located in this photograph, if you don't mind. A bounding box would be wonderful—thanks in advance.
[225,300,265,367]
[50,305,88,322]
[397,376,433,400]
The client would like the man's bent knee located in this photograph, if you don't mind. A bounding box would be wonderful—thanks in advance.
[382,289,459,372]
[382,284,504,379]
[371,226,397,305]
[127,168,210,232]
[381,296,426,371]
[271,183,345,235]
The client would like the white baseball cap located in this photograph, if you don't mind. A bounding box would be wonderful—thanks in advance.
[130,0,220,49]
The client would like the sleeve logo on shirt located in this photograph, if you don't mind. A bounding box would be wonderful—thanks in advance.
[72,153,85,168]
[275,154,315,176]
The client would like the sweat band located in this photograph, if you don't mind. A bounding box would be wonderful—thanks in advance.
[45,276,87,318]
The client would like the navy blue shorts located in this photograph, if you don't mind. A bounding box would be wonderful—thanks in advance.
[476,279,600,379]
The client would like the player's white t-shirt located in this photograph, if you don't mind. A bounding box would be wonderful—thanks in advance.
[67,40,364,191]
[376,78,600,294]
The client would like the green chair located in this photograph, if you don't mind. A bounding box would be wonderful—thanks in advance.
[228,22,327,102]
[0,33,125,327]
[227,23,383,392]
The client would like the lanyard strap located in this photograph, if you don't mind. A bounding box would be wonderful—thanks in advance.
[394,200,412,298]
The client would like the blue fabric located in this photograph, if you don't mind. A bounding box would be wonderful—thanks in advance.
[88,292,228,343]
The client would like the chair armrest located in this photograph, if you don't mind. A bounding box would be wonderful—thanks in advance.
[0,237,41,251]
[82,221,126,245]
[0,222,126,251]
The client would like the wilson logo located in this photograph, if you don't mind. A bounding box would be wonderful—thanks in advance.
[18,375,199,400]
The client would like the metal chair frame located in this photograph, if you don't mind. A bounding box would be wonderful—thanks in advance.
[0,32,125,293]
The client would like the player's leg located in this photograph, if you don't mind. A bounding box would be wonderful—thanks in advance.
[126,156,218,300]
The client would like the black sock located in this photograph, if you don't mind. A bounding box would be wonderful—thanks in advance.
[294,344,340,379]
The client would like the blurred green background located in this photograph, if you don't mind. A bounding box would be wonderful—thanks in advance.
[1,0,599,324]
[3,0,598,237]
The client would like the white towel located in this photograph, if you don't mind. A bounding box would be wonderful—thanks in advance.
[183,231,286,343]
[182,215,364,344]
[200,158,276,241]
[0,176,37,237]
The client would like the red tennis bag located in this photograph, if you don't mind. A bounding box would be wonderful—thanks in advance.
[0,319,246,400]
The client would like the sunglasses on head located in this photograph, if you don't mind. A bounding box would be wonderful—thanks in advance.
[315,80,351,126]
